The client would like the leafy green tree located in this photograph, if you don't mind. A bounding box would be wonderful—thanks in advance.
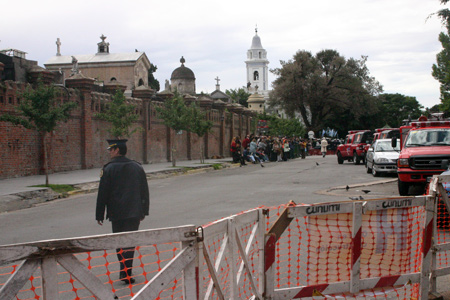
[378,93,423,127]
[148,63,160,91]
[0,82,77,185]
[257,113,305,137]
[430,0,450,25]
[269,118,305,137]
[270,49,382,132]
[188,103,213,163]
[155,92,192,166]
[428,103,442,113]
[432,20,450,114]
[95,90,140,139]
[226,88,251,107]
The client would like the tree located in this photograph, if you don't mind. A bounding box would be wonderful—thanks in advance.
[269,49,383,132]
[188,103,213,163]
[378,93,423,127]
[0,81,77,185]
[226,88,251,107]
[95,90,140,139]
[270,118,306,137]
[430,0,450,25]
[148,63,160,91]
[257,113,306,137]
[155,92,192,166]
[432,17,450,114]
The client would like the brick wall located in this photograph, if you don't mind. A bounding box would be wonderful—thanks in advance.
[0,80,254,179]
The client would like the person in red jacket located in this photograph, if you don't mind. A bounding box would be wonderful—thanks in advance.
[242,135,250,149]
[231,136,245,165]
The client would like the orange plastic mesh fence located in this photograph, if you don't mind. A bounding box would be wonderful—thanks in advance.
[0,243,183,300]
[265,203,424,299]
[0,201,429,299]
[436,194,450,269]
[199,211,262,299]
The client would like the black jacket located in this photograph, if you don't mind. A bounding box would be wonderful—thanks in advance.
[96,156,150,222]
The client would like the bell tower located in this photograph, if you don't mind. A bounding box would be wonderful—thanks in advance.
[245,27,269,97]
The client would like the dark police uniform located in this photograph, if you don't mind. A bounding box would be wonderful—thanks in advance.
[96,155,150,282]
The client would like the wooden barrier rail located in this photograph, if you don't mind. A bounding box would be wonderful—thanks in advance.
[0,225,198,300]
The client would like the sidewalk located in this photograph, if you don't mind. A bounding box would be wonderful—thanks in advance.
[0,158,234,212]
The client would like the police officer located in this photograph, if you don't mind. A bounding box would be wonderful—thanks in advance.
[96,139,150,284]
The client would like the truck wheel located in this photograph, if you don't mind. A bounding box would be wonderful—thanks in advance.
[337,152,344,164]
[353,152,360,165]
[398,180,410,196]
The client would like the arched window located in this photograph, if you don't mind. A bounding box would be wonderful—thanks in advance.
[249,52,252,59]
[253,71,259,81]
[259,52,261,59]
[138,79,144,86]
[110,77,117,82]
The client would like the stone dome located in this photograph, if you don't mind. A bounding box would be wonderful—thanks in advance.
[171,56,195,80]
[247,92,265,104]
[251,32,263,49]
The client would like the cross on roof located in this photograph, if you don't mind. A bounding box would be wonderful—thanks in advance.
[215,76,220,85]
[56,38,61,56]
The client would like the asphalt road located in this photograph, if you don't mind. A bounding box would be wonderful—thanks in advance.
[3,155,450,299]
[0,155,398,246]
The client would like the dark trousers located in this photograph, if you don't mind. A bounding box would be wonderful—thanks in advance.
[112,218,140,278]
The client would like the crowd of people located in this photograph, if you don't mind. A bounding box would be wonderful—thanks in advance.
[230,135,326,167]
[230,135,340,166]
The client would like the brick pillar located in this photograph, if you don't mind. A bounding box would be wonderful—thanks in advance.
[219,109,225,157]
[167,126,172,162]
[204,111,210,159]
[187,131,192,160]
[238,113,243,140]
[0,62,4,81]
[28,67,55,85]
[230,113,235,147]
[104,82,127,95]
[133,87,155,164]
[65,74,95,169]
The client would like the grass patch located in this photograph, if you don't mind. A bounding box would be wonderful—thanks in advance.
[30,184,75,194]
[181,167,195,173]
[212,163,222,170]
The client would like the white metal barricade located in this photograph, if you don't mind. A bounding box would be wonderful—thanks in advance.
[263,197,433,300]
[198,208,265,299]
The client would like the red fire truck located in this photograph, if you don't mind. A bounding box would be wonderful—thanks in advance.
[337,130,372,165]
[394,117,450,195]
[373,128,399,141]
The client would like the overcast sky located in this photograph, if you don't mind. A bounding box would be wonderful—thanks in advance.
[1,0,446,108]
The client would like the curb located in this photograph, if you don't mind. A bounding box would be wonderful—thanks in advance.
[0,162,234,213]
[315,178,397,197]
